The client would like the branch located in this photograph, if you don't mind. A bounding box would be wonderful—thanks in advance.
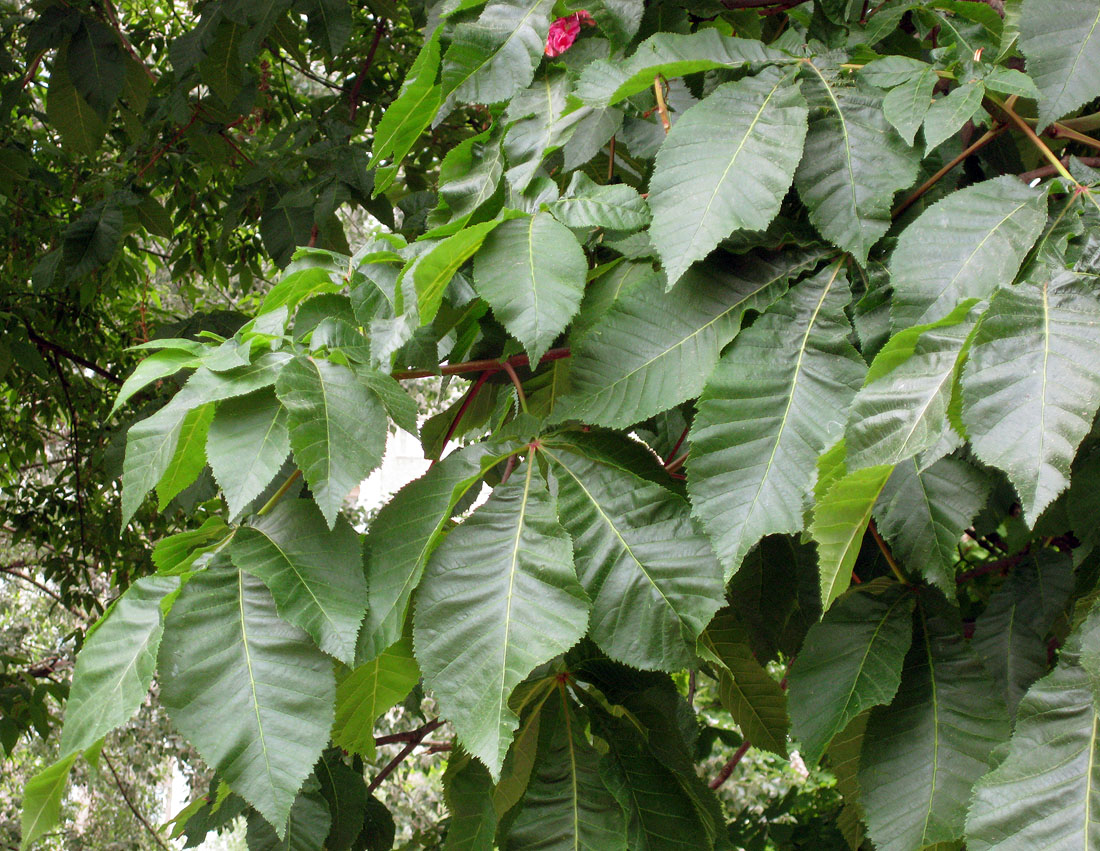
[432,370,494,466]
[710,740,751,789]
[25,329,122,385]
[1018,156,1100,184]
[0,565,72,611]
[892,124,1007,218]
[350,19,388,121]
[103,752,172,851]
[391,347,570,380]
[368,719,445,793]
[720,0,805,7]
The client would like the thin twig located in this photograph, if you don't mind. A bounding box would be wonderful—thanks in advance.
[103,753,172,851]
[654,76,671,133]
[1018,156,1100,185]
[135,108,202,181]
[392,347,570,381]
[368,719,444,793]
[710,740,752,789]
[991,96,1078,184]
[0,567,71,611]
[607,134,616,182]
[350,19,388,121]
[432,370,495,466]
[892,124,1007,218]
[664,450,689,474]
[868,519,907,584]
[664,424,691,467]
[373,719,446,747]
[1046,122,1100,153]
[26,329,121,384]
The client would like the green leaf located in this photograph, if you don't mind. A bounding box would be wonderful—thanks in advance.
[359,367,420,436]
[316,751,369,850]
[111,348,198,416]
[415,220,501,324]
[554,250,820,429]
[156,402,214,510]
[67,20,125,120]
[46,48,107,155]
[874,456,990,593]
[700,609,790,756]
[689,263,865,578]
[812,464,895,610]
[472,213,587,364]
[152,516,230,575]
[505,692,628,850]
[275,356,386,528]
[845,302,977,473]
[443,750,498,851]
[923,82,985,153]
[859,597,1010,851]
[414,462,589,778]
[882,67,937,145]
[20,754,78,851]
[60,575,180,756]
[566,0,642,44]
[198,19,244,105]
[246,788,332,850]
[440,0,554,113]
[361,443,513,662]
[230,498,366,664]
[121,354,291,525]
[787,581,915,764]
[574,29,788,108]
[961,271,1100,524]
[371,31,443,195]
[966,603,1100,849]
[308,0,352,55]
[503,71,589,192]
[648,67,808,286]
[159,564,335,833]
[332,636,421,759]
[548,172,651,232]
[542,438,724,672]
[206,388,290,519]
[794,67,920,263]
[1020,0,1100,129]
[432,125,506,231]
[889,176,1047,329]
[971,550,1074,714]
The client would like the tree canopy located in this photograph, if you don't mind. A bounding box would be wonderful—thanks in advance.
[7,0,1100,849]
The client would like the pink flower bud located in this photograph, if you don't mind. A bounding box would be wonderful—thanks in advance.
[545,11,595,57]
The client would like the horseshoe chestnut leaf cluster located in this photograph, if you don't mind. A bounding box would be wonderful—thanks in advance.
[22,1,1100,849]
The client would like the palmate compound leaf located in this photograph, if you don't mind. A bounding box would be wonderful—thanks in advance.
[786,580,914,765]
[275,355,387,528]
[699,609,789,756]
[971,549,1074,714]
[961,270,1100,525]
[59,575,181,757]
[159,564,335,834]
[541,437,724,672]
[121,352,291,526]
[1020,0,1100,130]
[889,176,1048,330]
[966,601,1100,849]
[873,456,991,594]
[647,66,808,287]
[553,250,822,429]
[413,461,590,778]
[793,65,920,264]
[229,498,366,665]
[504,690,628,851]
[360,442,517,662]
[472,212,587,365]
[206,387,290,519]
[688,263,866,580]
[859,594,1010,851]
[332,635,420,760]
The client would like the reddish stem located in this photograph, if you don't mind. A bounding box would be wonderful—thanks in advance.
[710,740,751,789]
[392,347,570,381]
[431,370,494,467]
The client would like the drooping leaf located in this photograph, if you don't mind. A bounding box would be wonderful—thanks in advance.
[873,456,990,593]
[971,549,1074,713]
[966,603,1100,849]
[889,176,1047,329]
[859,597,1010,851]
[66,20,126,119]
[152,516,230,575]
[443,750,498,851]
[275,356,387,528]
[700,609,790,756]
[20,754,78,851]
[794,67,920,263]
[689,263,865,578]
[502,70,589,192]
[542,437,724,672]
[230,498,366,664]
[1019,0,1100,130]
[574,29,788,108]
[554,250,820,429]
[206,388,290,519]
[415,220,501,324]
[360,442,515,661]
[110,348,199,416]
[787,581,915,764]
[332,635,421,759]
[472,213,587,364]
[159,565,335,833]
[156,402,215,510]
[60,576,181,756]
[414,462,589,778]
[439,0,554,114]
[316,751,369,851]
[961,270,1100,524]
[647,66,808,286]
[504,691,628,851]
[46,50,107,155]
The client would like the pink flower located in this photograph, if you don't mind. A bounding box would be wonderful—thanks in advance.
[545,10,595,58]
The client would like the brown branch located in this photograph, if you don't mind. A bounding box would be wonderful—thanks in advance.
[350,19,388,121]
[956,551,1027,584]
[0,566,71,610]
[664,450,689,474]
[391,347,571,381]
[710,740,751,789]
[101,0,157,81]
[1046,122,1100,153]
[1018,156,1100,185]
[373,719,446,747]
[500,359,528,412]
[432,370,494,465]
[720,0,804,8]
[218,130,254,166]
[103,753,172,851]
[868,519,907,584]
[20,51,45,93]
[135,108,201,181]
[368,719,445,793]
[25,329,122,384]
[892,124,1008,218]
